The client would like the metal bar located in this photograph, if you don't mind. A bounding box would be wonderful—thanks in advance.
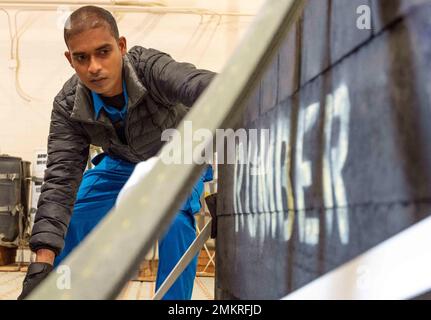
[152,219,212,300]
[0,173,19,181]
[0,2,255,16]
[27,176,43,184]
[282,216,431,300]
[0,206,14,212]
[28,0,306,300]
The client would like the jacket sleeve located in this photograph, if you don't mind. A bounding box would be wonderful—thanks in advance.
[128,46,216,107]
[29,102,90,255]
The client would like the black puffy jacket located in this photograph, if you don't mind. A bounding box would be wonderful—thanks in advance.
[30,46,215,255]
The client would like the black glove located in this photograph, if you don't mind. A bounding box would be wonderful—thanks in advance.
[17,262,54,300]
[204,193,217,239]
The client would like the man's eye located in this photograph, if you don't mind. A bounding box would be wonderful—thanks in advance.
[76,55,86,62]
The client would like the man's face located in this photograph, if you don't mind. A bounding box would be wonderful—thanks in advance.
[65,25,127,97]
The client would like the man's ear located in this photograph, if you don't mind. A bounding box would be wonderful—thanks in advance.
[64,51,73,68]
[118,36,127,56]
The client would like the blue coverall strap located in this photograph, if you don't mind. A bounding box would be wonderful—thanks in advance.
[91,152,107,166]
[203,165,213,182]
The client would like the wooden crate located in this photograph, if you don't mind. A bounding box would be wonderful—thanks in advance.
[136,260,158,282]
[0,247,16,266]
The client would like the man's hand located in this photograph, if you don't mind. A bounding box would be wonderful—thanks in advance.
[17,249,55,300]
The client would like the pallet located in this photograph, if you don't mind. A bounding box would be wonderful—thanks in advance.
[197,248,215,275]
[135,248,215,281]
[0,263,28,272]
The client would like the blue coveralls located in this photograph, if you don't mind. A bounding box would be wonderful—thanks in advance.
[53,83,213,300]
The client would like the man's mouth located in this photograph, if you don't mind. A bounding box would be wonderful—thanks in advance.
[90,77,107,85]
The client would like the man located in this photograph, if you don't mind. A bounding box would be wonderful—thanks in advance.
[19,5,215,300]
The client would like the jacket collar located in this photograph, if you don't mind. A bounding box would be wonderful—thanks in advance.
[91,80,128,120]
[70,54,147,126]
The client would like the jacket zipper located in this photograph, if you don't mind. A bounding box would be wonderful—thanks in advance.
[124,95,145,151]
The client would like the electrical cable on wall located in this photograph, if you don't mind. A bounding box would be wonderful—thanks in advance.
[112,1,165,6]
[180,13,218,63]
[190,14,214,49]
[197,14,222,66]
[13,10,37,102]
[0,2,254,17]
[0,3,255,103]
[141,13,163,38]
[0,8,13,59]
[179,13,204,61]
[0,8,36,102]
[0,7,53,121]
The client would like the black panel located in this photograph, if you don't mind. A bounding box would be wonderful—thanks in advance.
[216,1,431,299]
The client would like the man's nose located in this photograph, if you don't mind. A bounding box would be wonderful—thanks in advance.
[88,56,102,75]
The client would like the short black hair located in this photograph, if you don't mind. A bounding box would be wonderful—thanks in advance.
[64,5,119,45]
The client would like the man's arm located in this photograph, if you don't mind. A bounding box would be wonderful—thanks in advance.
[18,102,89,299]
[128,46,216,107]
[30,102,90,259]
[35,249,56,264]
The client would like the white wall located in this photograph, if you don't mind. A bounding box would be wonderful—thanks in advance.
[0,0,264,164]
